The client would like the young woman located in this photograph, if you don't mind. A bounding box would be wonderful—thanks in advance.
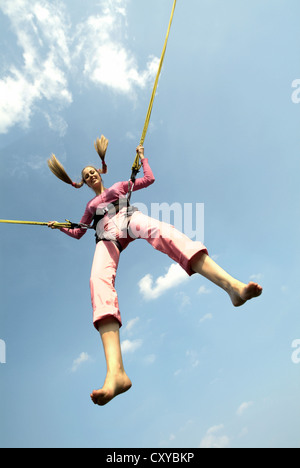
[48,136,262,407]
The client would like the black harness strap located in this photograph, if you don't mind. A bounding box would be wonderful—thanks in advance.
[93,198,138,251]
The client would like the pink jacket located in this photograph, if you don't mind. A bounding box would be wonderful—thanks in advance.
[60,158,155,239]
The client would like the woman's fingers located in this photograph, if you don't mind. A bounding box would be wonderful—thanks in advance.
[136,144,144,154]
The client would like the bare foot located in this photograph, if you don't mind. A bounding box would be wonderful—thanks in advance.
[90,371,132,406]
[229,281,263,307]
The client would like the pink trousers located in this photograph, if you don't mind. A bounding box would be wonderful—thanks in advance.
[90,210,208,330]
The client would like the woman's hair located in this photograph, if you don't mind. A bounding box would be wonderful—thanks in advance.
[47,135,108,189]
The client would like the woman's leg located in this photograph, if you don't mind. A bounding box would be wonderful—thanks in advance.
[190,252,263,306]
[90,241,123,327]
[129,212,262,306]
[90,318,132,406]
[90,241,132,406]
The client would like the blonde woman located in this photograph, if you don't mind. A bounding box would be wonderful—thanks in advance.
[48,136,262,406]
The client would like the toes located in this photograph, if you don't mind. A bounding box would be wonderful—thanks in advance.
[247,282,263,299]
[90,392,98,404]
[90,389,111,406]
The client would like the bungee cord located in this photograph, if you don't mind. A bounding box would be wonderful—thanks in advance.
[0,219,91,229]
[128,0,177,202]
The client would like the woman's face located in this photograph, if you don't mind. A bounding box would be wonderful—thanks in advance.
[82,166,102,191]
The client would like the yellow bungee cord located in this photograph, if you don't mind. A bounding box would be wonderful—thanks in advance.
[0,219,86,229]
[130,0,177,180]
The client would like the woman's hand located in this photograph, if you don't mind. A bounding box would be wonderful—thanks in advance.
[136,144,145,160]
[48,221,59,230]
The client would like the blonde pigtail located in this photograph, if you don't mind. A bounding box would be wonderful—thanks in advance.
[47,154,83,189]
[94,135,108,174]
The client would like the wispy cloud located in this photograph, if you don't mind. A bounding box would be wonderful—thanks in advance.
[7,153,48,178]
[75,0,159,95]
[71,352,91,373]
[0,0,159,135]
[144,354,157,365]
[0,0,72,134]
[250,273,263,282]
[121,339,143,355]
[186,349,200,368]
[236,401,254,416]
[176,291,191,309]
[199,424,230,449]
[138,263,189,300]
[123,317,140,335]
[159,420,194,447]
[199,313,213,324]
[198,285,212,295]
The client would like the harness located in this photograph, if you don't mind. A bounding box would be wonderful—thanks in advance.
[93,198,138,252]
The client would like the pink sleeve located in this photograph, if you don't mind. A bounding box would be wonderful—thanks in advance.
[60,204,94,240]
[133,158,155,191]
[117,158,155,195]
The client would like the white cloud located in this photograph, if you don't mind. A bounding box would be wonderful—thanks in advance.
[125,131,137,141]
[199,313,213,324]
[8,153,47,178]
[44,112,68,137]
[0,0,159,134]
[250,273,263,282]
[139,263,189,300]
[236,401,254,416]
[71,352,91,373]
[186,349,200,368]
[75,3,159,95]
[121,339,143,355]
[0,0,72,134]
[74,0,158,94]
[123,317,140,335]
[144,354,156,365]
[199,425,230,449]
[198,285,212,295]
[176,291,191,309]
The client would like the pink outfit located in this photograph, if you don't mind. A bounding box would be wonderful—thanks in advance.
[60,159,208,330]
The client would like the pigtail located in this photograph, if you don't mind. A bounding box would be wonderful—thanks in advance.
[94,135,108,174]
[47,154,84,189]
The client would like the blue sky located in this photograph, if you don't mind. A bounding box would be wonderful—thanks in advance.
[0,0,299,448]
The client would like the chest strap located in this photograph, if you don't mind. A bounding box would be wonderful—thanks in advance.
[93,198,138,250]
[92,198,130,230]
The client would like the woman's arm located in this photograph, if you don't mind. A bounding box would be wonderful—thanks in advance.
[129,145,155,192]
[116,146,155,197]
[48,205,94,240]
